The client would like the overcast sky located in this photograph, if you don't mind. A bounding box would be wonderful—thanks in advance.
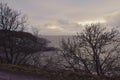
[1,0,120,35]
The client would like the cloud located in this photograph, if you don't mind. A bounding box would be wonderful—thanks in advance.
[2,0,120,35]
[104,11,120,27]
[56,19,84,34]
[45,24,64,31]
[36,19,84,35]
[38,23,65,35]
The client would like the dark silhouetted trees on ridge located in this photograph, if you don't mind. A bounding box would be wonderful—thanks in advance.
[0,3,50,65]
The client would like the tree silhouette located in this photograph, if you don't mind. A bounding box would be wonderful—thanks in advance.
[0,3,50,65]
[60,24,120,76]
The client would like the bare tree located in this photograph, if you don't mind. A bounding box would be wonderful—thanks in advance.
[60,38,91,73]
[28,42,63,70]
[0,3,49,65]
[60,24,120,76]
[0,3,26,31]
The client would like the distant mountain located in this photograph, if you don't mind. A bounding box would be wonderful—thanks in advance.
[41,35,73,48]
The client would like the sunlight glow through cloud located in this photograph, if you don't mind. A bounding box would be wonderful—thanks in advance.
[77,18,107,26]
[46,25,64,31]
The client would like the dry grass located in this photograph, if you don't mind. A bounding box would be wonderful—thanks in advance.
[0,63,120,80]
